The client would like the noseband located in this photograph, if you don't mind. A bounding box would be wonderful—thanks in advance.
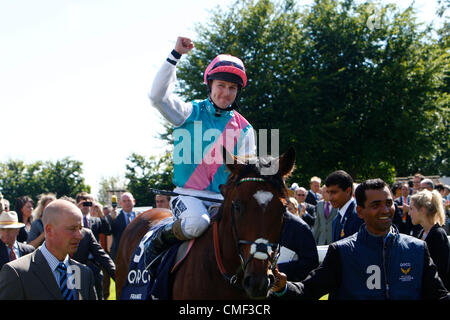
[213,177,283,287]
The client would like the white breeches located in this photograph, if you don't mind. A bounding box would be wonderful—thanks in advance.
[170,195,212,239]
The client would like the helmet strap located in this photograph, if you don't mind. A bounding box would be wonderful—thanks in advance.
[207,85,241,117]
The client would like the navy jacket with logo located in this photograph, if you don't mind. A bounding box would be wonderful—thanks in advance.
[280,224,449,300]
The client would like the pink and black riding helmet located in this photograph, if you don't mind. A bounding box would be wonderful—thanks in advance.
[204,54,247,114]
[204,54,247,89]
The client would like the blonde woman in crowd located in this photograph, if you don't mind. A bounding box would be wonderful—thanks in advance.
[287,197,299,216]
[26,193,56,248]
[410,190,450,289]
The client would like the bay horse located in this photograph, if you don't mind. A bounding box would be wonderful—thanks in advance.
[115,147,295,299]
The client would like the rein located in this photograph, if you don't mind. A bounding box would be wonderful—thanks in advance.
[213,177,282,287]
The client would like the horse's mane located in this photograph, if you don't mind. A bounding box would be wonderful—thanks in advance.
[230,154,289,196]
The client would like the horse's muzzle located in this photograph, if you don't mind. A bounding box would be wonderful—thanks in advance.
[242,270,274,299]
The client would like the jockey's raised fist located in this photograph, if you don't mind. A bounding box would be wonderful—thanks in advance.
[175,36,194,55]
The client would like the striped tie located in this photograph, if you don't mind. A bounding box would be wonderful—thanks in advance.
[8,245,17,261]
[56,263,74,300]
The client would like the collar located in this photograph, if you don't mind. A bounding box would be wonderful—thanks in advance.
[206,98,233,118]
[358,224,398,248]
[338,198,354,219]
[40,241,70,272]
[4,240,19,253]
[423,223,441,239]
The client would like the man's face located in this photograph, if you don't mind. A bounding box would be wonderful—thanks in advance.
[356,186,395,236]
[77,198,91,215]
[120,194,135,212]
[210,80,238,109]
[49,209,83,257]
[0,228,20,247]
[310,181,320,193]
[413,177,421,188]
[295,190,307,203]
[401,184,409,197]
[103,207,111,216]
[321,186,330,202]
[155,195,170,209]
[327,184,352,209]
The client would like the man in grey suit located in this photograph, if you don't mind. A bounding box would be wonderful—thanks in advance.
[312,186,338,245]
[0,199,97,300]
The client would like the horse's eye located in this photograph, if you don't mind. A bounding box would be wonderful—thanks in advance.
[233,201,242,214]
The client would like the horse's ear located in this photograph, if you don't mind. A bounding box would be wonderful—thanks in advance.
[278,147,296,178]
[222,146,242,175]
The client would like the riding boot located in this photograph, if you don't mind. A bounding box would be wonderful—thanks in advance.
[144,219,188,276]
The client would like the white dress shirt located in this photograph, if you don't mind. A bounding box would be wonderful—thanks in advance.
[338,198,355,223]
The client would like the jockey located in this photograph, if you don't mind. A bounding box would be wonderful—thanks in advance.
[146,36,256,268]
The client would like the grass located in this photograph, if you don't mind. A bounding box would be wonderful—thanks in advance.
[107,278,116,300]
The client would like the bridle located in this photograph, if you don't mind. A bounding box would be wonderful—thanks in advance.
[213,177,284,287]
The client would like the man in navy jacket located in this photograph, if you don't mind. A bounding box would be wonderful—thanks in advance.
[277,211,319,282]
[325,170,363,242]
[271,179,450,300]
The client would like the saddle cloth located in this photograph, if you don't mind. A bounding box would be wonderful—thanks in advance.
[120,222,194,300]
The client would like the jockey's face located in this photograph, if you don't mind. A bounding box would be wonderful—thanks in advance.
[210,80,238,109]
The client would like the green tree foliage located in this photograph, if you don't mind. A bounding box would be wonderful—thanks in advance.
[173,0,448,186]
[0,158,90,209]
[125,151,174,206]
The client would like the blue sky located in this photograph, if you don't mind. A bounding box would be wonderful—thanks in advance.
[0,0,444,198]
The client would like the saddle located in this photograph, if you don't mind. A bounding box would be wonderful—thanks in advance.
[155,203,220,273]
[120,227,195,300]
[120,205,219,300]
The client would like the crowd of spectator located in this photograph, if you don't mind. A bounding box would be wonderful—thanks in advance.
[0,191,171,300]
[0,170,448,300]
[286,173,450,245]
[275,171,450,300]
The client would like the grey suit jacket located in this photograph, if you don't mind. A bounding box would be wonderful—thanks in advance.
[312,200,338,245]
[0,249,97,300]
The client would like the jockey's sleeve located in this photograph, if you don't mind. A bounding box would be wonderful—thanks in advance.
[148,50,193,127]
[236,126,257,158]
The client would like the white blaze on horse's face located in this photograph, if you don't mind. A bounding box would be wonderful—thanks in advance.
[253,190,274,212]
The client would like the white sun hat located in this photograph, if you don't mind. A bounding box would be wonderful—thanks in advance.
[0,211,26,229]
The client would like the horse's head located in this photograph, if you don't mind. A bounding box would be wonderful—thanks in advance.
[219,146,295,299]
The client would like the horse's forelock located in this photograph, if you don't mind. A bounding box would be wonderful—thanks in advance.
[230,157,288,198]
